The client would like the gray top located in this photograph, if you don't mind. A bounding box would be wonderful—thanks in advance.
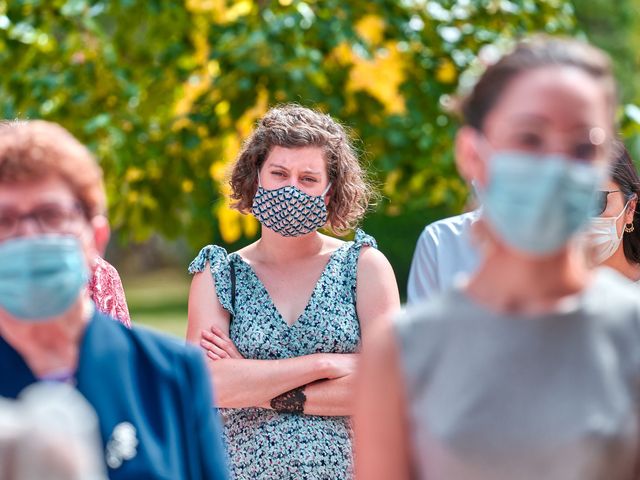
[395,267,640,480]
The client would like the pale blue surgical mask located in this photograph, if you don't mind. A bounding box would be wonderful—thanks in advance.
[0,235,89,321]
[477,151,604,256]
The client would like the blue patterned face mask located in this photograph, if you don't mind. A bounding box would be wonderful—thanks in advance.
[251,174,331,237]
[0,235,89,321]
[477,151,604,256]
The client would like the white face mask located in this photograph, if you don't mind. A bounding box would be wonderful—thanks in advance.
[585,200,630,264]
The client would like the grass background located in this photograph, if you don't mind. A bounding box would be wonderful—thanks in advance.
[122,268,190,338]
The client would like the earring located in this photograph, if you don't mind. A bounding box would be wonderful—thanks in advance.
[625,223,635,233]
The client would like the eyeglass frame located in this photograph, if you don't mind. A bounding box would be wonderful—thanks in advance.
[0,203,88,241]
[593,190,638,217]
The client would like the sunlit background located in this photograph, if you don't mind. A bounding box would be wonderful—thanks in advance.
[2,0,639,336]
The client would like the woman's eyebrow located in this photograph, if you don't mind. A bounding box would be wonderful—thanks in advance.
[268,163,322,175]
[267,163,289,171]
[507,113,548,126]
[300,167,323,175]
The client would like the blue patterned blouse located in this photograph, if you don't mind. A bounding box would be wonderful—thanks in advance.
[188,229,376,480]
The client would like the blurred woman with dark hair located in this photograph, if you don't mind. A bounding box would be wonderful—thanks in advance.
[355,36,640,480]
[586,139,640,280]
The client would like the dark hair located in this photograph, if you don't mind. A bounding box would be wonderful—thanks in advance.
[610,139,640,264]
[229,104,375,234]
[460,35,617,130]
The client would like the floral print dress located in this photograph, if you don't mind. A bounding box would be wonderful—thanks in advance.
[88,256,131,327]
[188,230,376,480]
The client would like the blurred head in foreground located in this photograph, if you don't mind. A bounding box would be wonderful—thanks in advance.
[0,382,106,480]
[0,120,109,339]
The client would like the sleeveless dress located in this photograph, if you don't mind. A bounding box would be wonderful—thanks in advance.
[395,267,640,480]
[188,229,376,480]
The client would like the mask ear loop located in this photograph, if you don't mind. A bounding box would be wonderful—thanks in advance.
[256,169,263,189]
[474,130,494,164]
[470,129,495,194]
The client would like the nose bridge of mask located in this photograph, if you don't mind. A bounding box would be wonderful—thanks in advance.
[475,128,607,186]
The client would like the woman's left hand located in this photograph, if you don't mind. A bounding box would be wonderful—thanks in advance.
[201,327,245,360]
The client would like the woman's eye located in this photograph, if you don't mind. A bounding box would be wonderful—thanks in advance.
[516,133,543,148]
[574,143,597,161]
[271,171,285,177]
[302,177,318,183]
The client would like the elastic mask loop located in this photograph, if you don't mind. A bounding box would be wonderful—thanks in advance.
[257,169,263,189]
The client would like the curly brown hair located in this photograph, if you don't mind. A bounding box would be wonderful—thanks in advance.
[0,120,105,218]
[230,104,375,234]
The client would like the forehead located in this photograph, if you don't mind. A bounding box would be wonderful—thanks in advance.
[0,176,77,210]
[264,146,327,171]
[484,65,612,136]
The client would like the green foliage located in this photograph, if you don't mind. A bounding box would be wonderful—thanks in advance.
[0,0,208,242]
[571,0,640,164]
[0,0,576,248]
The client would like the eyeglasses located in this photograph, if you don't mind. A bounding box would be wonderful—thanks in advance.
[0,204,86,240]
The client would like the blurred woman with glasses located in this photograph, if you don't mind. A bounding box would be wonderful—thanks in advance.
[0,121,228,479]
[0,120,131,327]
[585,139,640,280]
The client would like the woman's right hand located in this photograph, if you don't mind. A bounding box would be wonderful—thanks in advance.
[201,326,245,360]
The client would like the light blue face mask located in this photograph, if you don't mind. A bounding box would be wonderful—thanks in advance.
[0,235,89,321]
[477,151,604,256]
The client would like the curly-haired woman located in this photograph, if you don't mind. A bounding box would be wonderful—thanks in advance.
[187,105,400,479]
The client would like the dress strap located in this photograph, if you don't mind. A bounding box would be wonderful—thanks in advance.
[346,229,378,266]
[352,229,377,250]
[188,245,234,314]
[341,229,378,302]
